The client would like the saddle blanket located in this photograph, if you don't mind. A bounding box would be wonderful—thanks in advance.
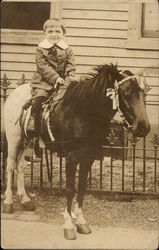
[19,101,55,147]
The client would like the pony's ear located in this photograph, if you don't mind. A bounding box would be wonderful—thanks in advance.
[119,70,124,75]
[109,74,116,86]
[108,74,112,83]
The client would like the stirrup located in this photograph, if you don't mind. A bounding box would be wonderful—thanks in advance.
[27,116,37,138]
[24,154,41,162]
[24,138,41,162]
[27,116,35,129]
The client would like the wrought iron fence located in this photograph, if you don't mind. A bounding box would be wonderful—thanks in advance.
[1,74,159,195]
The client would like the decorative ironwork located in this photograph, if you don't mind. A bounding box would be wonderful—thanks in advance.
[16,73,28,86]
[150,134,159,148]
[128,133,141,146]
[144,78,152,95]
[1,73,11,89]
[1,75,159,196]
[106,129,119,145]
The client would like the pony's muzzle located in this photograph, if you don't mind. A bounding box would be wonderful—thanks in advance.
[132,119,150,138]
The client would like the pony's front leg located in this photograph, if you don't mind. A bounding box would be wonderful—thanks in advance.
[64,154,78,240]
[3,149,17,214]
[74,158,93,234]
[17,148,35,211]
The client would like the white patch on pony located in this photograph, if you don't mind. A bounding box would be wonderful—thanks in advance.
[4,84,31,129]
[46,111,55,142]
[24,106,32,136]
[74,203,86,224]
[39,136,45,148]
[17,170,31,203]
[139,80,145,90]
[106,88,118,110]
[4,190,13,204]
[62,207,74,230]
[16,146,33,202]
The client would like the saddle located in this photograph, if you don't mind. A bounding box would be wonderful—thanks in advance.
[18,85,68,142]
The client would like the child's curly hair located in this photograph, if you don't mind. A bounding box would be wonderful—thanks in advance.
[43,18,66,35]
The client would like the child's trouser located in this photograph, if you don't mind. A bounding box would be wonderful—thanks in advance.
[27,88,51,137]
[26,89,51,160]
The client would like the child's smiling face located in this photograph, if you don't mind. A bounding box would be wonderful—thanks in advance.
[45,26,64,44]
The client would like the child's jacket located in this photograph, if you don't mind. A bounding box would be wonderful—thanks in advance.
[30,39,76,91]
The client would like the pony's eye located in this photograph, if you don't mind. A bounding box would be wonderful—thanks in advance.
[124,88,132,96]
[132,79,137,83]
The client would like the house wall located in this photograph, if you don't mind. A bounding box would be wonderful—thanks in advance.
[1,2,159,132]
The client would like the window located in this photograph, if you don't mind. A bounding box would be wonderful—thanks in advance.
[1,2,51,30]
[1,1,62,44]
[142,3,159,38]
[125,2,159,50]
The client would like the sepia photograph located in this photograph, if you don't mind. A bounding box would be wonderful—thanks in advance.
[1,0,159,249]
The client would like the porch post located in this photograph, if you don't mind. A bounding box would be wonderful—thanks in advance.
[50,1,62,19]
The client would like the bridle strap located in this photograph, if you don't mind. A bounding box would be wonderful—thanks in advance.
[116,75,138,87]
[106,75,139,127]
[115,76,139,127]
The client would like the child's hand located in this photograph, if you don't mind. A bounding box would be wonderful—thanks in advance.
[64,76,75,86]
[54,77,65,89]
[56,77,65,85]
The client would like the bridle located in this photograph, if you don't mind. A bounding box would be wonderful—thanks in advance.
[106,74,146,128]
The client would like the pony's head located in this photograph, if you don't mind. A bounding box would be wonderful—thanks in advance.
[62,64,150,138]
[117,70,150,137]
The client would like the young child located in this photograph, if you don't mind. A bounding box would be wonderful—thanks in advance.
[27,18,76,159]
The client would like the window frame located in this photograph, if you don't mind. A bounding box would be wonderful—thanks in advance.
[124,3,159,50]
[1,1,62,45]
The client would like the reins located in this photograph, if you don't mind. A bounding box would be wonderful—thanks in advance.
[106,75,142,128]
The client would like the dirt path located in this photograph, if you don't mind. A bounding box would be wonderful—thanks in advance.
[1,218,158,249]
[1,193,159,249]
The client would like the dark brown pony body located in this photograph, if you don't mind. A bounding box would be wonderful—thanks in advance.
[40,64,150,239]
[45,65,121,151]
[3,64,150,240]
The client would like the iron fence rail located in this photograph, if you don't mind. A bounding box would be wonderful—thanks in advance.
[1,141,159,194]
[1,74,159,195]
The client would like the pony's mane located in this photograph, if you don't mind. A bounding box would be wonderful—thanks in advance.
[64,64,120,105]
[87,64,119,79]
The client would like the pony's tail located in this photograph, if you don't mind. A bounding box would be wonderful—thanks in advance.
[1,132,8,167]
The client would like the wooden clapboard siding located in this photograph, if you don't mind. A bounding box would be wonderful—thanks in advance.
[1,71,33,80]
[64,19,128,30]
[1,44,36,54]
[2,56,159,75]
[72,47,159,59]
[62,1,159,111]
[2,53,159,68]
[2,62,35,72]
[62,2,129,11]
[66,37,125,47]
[2,46,159,59]
[2,53,35,62]
[66,28,127,39]
[1,1,159,110]
[63,9,128,21]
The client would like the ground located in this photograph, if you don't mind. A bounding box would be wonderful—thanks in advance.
[1,191,159,249]
[32,191,159,231]
[2,191,159,230]
[1,154,159,248]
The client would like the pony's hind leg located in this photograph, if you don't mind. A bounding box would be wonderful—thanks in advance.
[63,152,79,240]
[74,157,94,234]
[3,135,21,214]
[17,145,35,211]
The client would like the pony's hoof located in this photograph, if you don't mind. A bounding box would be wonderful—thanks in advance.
[64,228,76,240]
[76,224,91,234]
[3,203,14,214]
[22,201,36,211]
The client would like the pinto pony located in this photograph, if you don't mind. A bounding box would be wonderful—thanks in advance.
[3,64,150,240]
